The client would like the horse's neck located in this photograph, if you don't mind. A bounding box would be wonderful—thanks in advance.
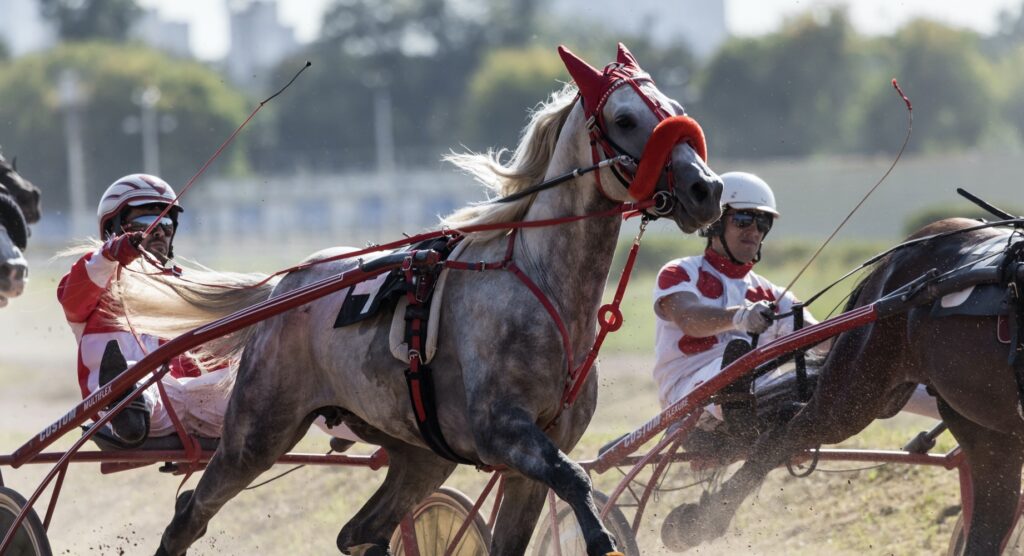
[516,167,623,343]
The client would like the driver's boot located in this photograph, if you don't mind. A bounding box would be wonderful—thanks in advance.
[99,340,150,447]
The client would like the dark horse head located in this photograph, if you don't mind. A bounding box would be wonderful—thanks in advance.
[0,151,38,307]
[0,151,41,225]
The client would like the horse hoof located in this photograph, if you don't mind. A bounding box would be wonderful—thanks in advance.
[661,502,704,552]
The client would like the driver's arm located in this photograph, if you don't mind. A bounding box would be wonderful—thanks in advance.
[656,291,744,337]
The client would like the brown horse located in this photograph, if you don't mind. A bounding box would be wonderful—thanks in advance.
[665,217,1024,555]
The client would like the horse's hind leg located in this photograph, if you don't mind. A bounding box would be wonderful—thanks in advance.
[489,473,549,555]
[156,393,314,555]
[940,400,1024,556]
[472,404,613,556]
[336,442,456,554]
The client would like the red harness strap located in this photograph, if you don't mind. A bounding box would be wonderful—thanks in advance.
[443,217,649,433]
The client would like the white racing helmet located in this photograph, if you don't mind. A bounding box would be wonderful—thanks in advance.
[719,172,780,218]
[97,174,182,238]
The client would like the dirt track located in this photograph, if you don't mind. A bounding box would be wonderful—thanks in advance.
[0,258,964,555]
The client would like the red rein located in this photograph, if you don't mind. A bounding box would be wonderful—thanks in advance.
[628,115,707,201]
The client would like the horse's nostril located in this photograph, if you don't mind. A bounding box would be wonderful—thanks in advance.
[689,181,710,204]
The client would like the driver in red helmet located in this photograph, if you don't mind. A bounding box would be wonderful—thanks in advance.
[57,173,362,452]
[56,173,228,447]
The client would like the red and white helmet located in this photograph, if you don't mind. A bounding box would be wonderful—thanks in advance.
[97,174,182,237]
[720,172,780,218]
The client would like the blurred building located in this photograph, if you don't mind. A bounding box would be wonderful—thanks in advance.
[0,0,56,56]
[131,9,191,58]
[551,0,727,59]
[225,0,299,91]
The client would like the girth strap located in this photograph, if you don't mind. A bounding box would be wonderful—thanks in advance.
[1000,243,1024,418]
[401,251,476,465]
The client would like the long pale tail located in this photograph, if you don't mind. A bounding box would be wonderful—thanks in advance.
[112,260,280,370]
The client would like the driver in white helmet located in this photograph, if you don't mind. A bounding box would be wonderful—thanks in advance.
[652,172,939,435]
[652,172,806,425]
[56,174,229,447]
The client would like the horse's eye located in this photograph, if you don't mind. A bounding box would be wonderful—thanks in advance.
[614,115,636,130]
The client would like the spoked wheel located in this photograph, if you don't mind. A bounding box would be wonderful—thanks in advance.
[533,490,639,556]
[390,486,491,555]
[946,512,1024,555]
[0,486,52,556]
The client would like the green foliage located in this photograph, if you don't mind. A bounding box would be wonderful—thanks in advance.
[39,0,141,42]
[259,0,539,172]
[460,46,568,149]
[695,8,860,158]
[854,21,996,154]
[997,44,1024,144]
[902,200,1024,235]
[0,42,249,212]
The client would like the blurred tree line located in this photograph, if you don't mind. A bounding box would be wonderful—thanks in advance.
[5,1,1024,211]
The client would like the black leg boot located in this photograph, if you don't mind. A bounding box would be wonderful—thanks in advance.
[99,340,150,448]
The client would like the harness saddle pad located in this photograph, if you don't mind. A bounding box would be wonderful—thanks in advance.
[931,234,1013,318]
[333,238,465,365]
[332,255,402,328]
[389,240,468,365]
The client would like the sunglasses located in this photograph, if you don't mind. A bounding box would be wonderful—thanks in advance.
[728,210,773,234]
[122,214,174,234]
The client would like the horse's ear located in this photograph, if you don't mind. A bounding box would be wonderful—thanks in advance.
[558,45,604,98]
[616,43,641,71]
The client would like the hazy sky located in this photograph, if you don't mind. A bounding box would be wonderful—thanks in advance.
[139,0,1024,60]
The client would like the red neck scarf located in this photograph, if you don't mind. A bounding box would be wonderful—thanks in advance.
[704,247,754,279]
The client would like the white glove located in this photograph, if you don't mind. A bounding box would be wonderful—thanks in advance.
[732,301,773,334]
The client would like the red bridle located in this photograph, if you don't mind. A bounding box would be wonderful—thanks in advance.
[558,44,707,203]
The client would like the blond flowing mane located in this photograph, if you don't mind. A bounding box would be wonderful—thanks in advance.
[56,241,279,371]
[440,84,578,240]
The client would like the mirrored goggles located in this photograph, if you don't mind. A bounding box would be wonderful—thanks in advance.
[123,214,174,234]
[728,210,773,234]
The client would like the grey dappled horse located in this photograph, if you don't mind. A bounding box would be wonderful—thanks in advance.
[149,45,723,556]
[0,152,40,307]
[664,218,1024,555]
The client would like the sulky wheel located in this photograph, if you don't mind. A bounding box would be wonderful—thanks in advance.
[946,511,1024,555]
[0,486,52,556]
[532,490,639,556]
[390,486,491,555]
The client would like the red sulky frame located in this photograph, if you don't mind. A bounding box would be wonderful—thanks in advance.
[3,244,1021,554]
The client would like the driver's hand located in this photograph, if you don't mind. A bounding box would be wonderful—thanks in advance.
[732,300,773,334]
[101,232,144,266]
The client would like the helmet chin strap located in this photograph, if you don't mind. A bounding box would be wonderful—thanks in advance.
[718,234,762,266]
[719,235,747,266]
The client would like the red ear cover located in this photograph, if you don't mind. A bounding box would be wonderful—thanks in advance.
[616,42,640,70]
[629,116,707,201]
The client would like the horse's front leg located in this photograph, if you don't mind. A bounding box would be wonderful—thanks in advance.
[471,402,615,556]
